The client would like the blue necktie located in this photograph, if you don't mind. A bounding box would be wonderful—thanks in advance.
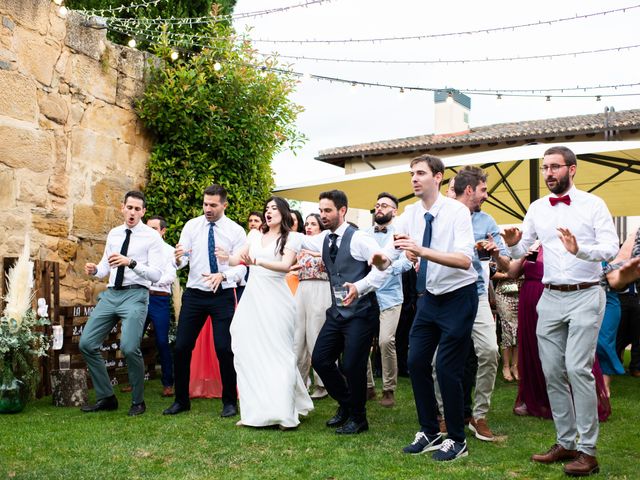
[416,212,434,293]
[208,222,218,274]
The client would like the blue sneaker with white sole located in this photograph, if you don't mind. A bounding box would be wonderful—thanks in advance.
[432,439,468,461]
[402,432,444,454]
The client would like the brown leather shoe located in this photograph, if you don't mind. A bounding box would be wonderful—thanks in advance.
[366,387,376,401]
[120,385,132,393]
[531,444,579,464]
[162,386,174,397]
[630,370,640,378]
[379,390,395,408]
[563,452,599,476]
[437,416,447,435]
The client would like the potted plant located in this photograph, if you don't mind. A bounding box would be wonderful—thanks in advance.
[0,235,50,413]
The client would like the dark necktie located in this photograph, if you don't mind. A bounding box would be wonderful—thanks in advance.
[328,233,339,263]
[416,213,434,293]
[374,226,388,233]
[208,222,218,274]
[549,195,571,206]
[114,228,132,288]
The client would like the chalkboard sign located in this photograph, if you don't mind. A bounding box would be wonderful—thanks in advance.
[56,305,158,389]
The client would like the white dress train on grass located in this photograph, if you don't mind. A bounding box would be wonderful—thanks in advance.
[230,230,313,428]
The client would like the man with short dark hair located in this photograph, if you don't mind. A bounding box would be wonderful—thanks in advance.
[379,154,478,461]
[145,215,177,398]
[503,146,618,476]
[301,189,390,434]
[79,191,165,416]
[163,184,247,418]
[450,166,510,441]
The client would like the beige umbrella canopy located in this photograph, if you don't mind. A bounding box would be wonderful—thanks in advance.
[275,141,640,224]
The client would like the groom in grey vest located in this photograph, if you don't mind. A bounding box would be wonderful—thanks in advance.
[302,190,390,434]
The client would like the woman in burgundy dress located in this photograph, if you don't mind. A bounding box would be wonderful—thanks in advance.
[512,245,611,421]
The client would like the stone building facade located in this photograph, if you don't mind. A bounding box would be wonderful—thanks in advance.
[0,0,153,304]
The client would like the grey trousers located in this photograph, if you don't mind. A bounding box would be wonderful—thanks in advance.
[434,295,499,418]
[536,286,605,456]
[79,288,149,404]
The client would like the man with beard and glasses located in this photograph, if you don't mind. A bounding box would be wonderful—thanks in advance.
[502,146,618,477]
[364,192,413,407]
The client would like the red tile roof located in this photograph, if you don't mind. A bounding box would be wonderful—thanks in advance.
[317,109,640,164]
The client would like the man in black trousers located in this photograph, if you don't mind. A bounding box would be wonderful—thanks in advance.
[163,185,247,417]
[301,190,390,434]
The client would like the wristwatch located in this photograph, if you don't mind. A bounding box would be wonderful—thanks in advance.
[220,272,227,281]
[128,259,137,270]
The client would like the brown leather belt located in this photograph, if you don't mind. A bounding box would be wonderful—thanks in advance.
[544,282,599,292]
[149,291,170,296]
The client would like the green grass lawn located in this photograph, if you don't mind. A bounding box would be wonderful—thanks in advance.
[1,372,638,479]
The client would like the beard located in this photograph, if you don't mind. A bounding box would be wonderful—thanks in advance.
[374,212,393,225]
[546,173,571,195]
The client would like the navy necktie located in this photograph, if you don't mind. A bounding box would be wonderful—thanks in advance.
[416,213,434,293]
[114,229,132,288]
[208,222,219,274]
[328,233,339,263]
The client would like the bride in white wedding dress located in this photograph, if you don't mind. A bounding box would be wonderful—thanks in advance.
[215,196,313,429]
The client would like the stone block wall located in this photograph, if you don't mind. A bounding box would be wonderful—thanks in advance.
[0,0,154,304]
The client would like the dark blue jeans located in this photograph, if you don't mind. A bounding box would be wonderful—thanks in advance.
[408,282,478,443]
[146,294,174,387]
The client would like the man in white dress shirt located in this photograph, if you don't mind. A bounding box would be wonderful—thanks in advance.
[502,146,618,477]
[145,215,177,397]
[383,155,478,461]
[163,184,247,417]
[301,190,390,434]
[79,191,164,416]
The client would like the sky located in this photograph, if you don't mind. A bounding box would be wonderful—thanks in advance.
[232,0,640,189]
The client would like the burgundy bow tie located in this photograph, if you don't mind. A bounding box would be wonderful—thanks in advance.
[374,226,388,233]
[549,195,571,206]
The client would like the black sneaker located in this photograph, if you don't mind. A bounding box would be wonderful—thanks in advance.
[432,439,468,461]
[402,432,444,454]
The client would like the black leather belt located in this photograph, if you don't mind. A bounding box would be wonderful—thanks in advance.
[109,284,148,291]
[544,282,599,292]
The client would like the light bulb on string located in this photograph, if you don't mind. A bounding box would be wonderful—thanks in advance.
[497,94,502,100]
[128,39,137,48]
[170,50,179,61]
[596,95,602,101]
[58,6,68,17]
[213,62,222,71]
[546,96,551,102]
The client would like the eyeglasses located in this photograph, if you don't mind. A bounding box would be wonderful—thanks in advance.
[374,203,396,210]
[540,164,569,174]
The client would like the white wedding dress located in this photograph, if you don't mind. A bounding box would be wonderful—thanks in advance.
[230,230,314,428]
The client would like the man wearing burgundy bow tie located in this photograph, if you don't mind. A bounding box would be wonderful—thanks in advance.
[365,193,413,407]
[502,146,618,477]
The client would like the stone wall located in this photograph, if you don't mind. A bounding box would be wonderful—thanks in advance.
[0,0,153,304]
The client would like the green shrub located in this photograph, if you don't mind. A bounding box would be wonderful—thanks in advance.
[136,22,304,245]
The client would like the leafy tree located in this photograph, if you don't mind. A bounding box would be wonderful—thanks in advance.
[136,21,304,245]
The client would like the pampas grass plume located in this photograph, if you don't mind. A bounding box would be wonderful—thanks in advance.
[3,234,34,329]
